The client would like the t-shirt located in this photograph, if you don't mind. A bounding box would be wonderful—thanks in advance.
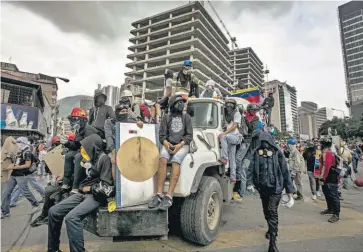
[11,150,33,176]
[226,112,241,135]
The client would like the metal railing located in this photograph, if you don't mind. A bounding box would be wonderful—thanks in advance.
[1,82,42,109]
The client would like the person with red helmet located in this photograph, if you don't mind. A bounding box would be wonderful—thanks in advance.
[62,107,104,195]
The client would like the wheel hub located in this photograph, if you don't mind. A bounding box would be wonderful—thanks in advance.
[207,192,220,230]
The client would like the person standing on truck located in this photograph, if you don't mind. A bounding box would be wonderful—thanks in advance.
[61,108,104,195]
[47,134,114,252]
[261,91,274,126]
[104,94,143,179]
[88,89,115,133]
[200,80,219,98]
[148,94,193,210]
[247,131,294,252]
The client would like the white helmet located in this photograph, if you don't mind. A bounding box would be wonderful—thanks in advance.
[281,194,294,208]
[120,90,134,105]
[205,80,216,88]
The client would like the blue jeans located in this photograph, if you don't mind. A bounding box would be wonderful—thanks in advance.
[1,176,39,214]
[221,133,241,181]
[236,142,250,196]
[10,174,45,206]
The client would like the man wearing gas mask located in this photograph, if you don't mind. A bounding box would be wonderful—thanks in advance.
[247,132,294,252]
[149,94,193,210]
[200,80,220,98]
[48,134,114,252]
[218,99,242,201]
[88,89,115,132]
[62,108,103,195]
[104,94,143,178]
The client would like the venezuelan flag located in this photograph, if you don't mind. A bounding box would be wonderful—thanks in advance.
[231,87,260,103]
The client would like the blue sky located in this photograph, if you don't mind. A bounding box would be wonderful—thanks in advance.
[0,0,349,115]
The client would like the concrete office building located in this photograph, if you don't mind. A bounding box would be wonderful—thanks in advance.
[264,80,298,133]
[316,107,334,133]
[298,101,318,139]
[229,47,264,88]
[338,1,363,118]
[125,1,234,101]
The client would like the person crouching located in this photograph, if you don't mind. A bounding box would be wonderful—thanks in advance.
[47,134,114,252]
[247,132,294,252]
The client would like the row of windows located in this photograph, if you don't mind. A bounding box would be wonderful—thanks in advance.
[343,10,363,22]
[347,51,363,61]
[345,38,363,50]
[348,63,363,73]
[345,27,363,39]
[350,83,363,91]
[347,58,363,67]
[347,45,363,54]
[349,71,363,79]
[345,33,363,44]
[343,15,363,27]
[352,89,363,97]
[343,21,363,33]
[350,76,363,84]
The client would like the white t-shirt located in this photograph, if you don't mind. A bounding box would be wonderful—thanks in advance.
[226,112,241,135]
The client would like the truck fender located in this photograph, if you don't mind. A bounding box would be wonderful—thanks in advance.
[190,161,221,193]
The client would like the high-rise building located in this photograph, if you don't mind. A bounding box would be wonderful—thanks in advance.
[264,80,298,133]
[229,47,264,88]
[316,107,334,133]
[338,1,363,118]
[298,101,318,139]
[125,1,235,101]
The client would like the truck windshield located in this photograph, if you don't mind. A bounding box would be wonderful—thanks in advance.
[187,102,218,129]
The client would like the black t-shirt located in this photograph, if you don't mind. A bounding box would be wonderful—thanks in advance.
[11,151,33,176]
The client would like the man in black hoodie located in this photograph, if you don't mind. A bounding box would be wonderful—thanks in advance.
[148,94,193,210]
[247,132,294,252]
[88,89,115,132]
[47,134,114,252]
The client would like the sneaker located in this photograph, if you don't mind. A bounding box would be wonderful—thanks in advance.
[29,205,41,215]
[312,195,317,200]
[328,215,340,223]
[316,191,322,197]
[232,192,243,203]
[148,194,163,209]
[320,209,333,215]
[30,215,47,227]
[158,195,173,211]
[1,212,10,219]
[218,158,228,165]
[10,204,16,208]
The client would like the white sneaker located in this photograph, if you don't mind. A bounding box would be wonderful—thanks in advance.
[312,195,317,200]
[317,191,322,197]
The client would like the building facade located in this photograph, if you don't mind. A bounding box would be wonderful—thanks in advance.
[298,101,318,139]
[316,107,334,133]
[338,1,363,118]
[125,1,234,101]
[264,80,298,133]
[229,47,264,88]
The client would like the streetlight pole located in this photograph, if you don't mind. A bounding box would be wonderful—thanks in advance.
[332,108,346,119]
[52,76,69,136]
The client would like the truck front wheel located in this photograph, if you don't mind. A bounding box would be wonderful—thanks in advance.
[180,176,223,245]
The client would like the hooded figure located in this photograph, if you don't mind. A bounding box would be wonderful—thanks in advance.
[247,132,293,252]
[149,94,193,211]
[47,134,114,252]
[88,89,115,131]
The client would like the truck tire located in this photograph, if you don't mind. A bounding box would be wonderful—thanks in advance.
[180,176,223,245]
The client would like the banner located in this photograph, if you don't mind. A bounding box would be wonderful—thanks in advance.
[0,104,39,130]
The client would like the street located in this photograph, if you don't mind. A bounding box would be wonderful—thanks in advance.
[2,164,363,252]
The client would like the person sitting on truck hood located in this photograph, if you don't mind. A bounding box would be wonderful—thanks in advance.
[88,89,115,132]
[104,95,143,179]
[47,134,114,252]
[61,107,104,195]
[218,99,243,201]
[148,94,193,210]
[246,131,294,252]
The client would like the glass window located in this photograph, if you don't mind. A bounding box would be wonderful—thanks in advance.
[187,101,218,129]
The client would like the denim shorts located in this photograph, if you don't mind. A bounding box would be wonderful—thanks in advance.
[160,145,190,165]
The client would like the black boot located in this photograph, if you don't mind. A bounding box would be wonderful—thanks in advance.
[268,234,279,252]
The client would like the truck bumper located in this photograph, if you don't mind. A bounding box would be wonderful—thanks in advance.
[84,204,168,237]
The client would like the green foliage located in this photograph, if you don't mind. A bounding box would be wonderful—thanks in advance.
[318,117,363,138]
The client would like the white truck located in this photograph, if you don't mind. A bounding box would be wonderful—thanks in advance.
[85,97,249,245]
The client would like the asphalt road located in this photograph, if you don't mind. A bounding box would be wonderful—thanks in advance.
[2,163,363,252]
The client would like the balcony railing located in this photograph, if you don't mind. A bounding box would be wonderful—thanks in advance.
[1,82,42,109]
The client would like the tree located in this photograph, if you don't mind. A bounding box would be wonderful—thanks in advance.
[318,117,363,139]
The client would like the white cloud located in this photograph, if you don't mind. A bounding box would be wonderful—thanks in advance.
[0,1,349,114]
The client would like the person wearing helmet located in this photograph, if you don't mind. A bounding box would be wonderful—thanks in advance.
[62,107,103,195]
[246,131,294,252]
[88,89,115,132]
[148,94,193,210]
[104,95,143,178]
[200,80,218,98]
[218,99,243,200]
[157,69,174,110]
[245,103,261,134]
[261,91,274,126]
[303,140,319,200]
[287,138,305,200]
[318,136,341,223]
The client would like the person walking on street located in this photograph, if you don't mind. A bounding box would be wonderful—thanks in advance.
[247,132,294,252]
[287,139,305,200]
[303,140,318,200]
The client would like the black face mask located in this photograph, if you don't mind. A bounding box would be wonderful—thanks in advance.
[261,141,271,149]
[69,117,86,132]
[115,102,131,122]
[173,100,184,113]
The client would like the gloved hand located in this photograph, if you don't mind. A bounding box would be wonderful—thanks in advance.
[60,135,68,145]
